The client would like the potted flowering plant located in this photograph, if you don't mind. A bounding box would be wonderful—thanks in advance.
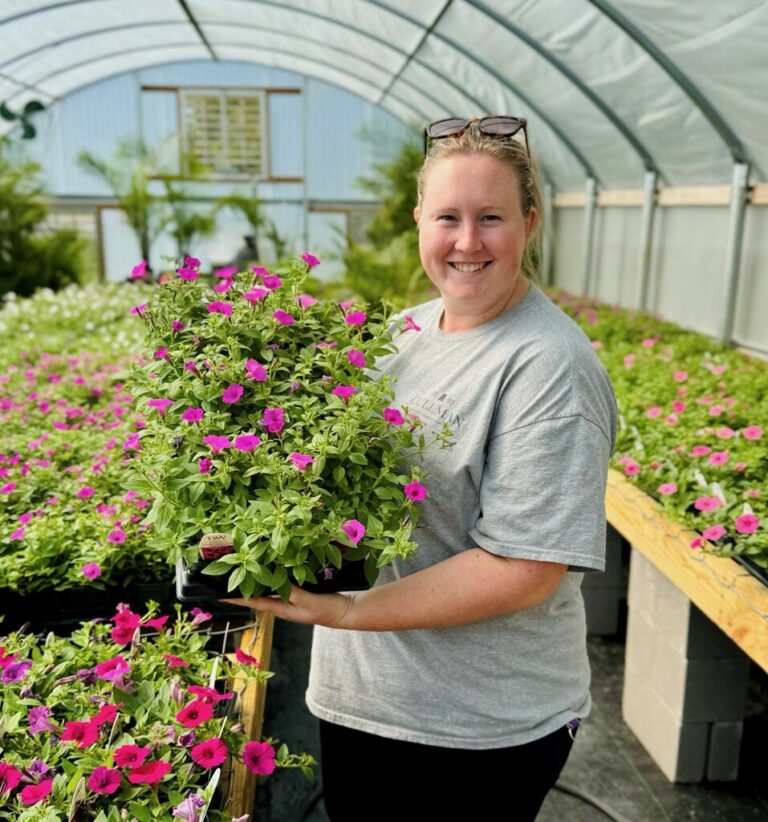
[0,603,313,820]
[128,255,450,601]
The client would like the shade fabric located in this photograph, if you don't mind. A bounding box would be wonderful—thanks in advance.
[0,0,765,189]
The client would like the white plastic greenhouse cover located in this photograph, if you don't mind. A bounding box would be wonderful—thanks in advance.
[0,0,765,190]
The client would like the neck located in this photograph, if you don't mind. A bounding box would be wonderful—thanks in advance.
[440,278,531,333]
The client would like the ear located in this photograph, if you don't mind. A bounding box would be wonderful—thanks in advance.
[524,206,538,242]
[413,206,420,225]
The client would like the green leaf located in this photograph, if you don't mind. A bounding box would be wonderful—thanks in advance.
[129,804,152,822]
[228,565,246,591]
[271,565,288,590]
[348,452,368,465]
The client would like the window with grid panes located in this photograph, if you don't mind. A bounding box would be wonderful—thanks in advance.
[180,89,265,179]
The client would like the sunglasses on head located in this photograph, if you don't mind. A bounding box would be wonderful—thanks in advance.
[423,116,529,158]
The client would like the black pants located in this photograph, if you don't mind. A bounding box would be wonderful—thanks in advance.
[319,719,575,821]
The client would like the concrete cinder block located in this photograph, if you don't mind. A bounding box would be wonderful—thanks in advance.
[623,671,708,782]
[624,608,655,679]
[683,657,751,721]
[707,721,744,782]
[627,549,655,620]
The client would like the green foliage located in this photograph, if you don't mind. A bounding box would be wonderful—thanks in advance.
[0,138,86,298]
[128,257,451,598]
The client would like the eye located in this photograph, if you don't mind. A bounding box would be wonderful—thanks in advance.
[437,214,457,222]
[481,214,501,222]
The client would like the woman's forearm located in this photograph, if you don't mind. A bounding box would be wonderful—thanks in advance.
[224,548,567,631]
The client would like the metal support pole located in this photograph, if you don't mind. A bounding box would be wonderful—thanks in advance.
[541,182,554,286]
[580,177,597,296]
[719,163,750,344]
[637,171,657,311]
[301,76,310,252]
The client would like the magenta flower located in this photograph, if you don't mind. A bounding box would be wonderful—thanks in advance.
[91,703,121,725]
[88,766,121,795]
[178,267,199,281]
[147,398,174,415]
[82,562,101,580]
[657,483,677,496]
[235,648,262,666]
[289,452,314,470]
[164,654,189,668]
[690,445,711,457]
[129,303,148,316]
[234,434,261,452]
[0,482,15,494]
[663,414,678,426]
[694,496,721,511]
[222,384,244,404]
[213,279,232,294]
[176,700,213,728]
[107,528,126,544]
[203,435,230,455]
[716,426,736,439]
[123,433,140,451]
[95,656,129,681]
[245,359,267,382]
[708,451,729,465]
[28,706,57,735]
[113,745,150,769]
[403,481,428,501]
[198,458,212,474]
[383,407,405,425]
[215,265,238,278]
[742,426,763,440]
[127,760,172,786]
[171,319,185,331]
[185,256,201,268]
[261,407,284,434]
[735,514,760,534]
[702,524,727,542]
[77,486,95,499]
[190,737,228,768]
[646,406,662,419]
[20,778,52,806]
[9,527,24,541]
[623,459,640,476]
[273,309,294,325]
[0,762,22,793]
[131,260,148,279]
[188,684,234,703]
[673,371,688,382]
[402,315,421,332]
[242,741,277,775]
[690,537,703,549]
[154,347,169,360]
[341,519,366,545]
[301,252,321,267]
[61,720,99,749]
[243,287,268,303]
[190,607,212,625]
[181,407,204,423]
[347,349,366,368]
[263,275,283,290]
[2,660,32,683]
[206,301,233,316]
[344,310,367,326]
[251,265,270,278]
[332,385,356,403]
[296,293,318,308]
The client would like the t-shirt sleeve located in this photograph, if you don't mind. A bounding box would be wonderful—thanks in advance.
[468,414,611,571]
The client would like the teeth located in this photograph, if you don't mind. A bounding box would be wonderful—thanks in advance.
[451,262,487,273]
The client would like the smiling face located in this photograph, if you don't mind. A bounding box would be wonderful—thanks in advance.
[414,152,537,332]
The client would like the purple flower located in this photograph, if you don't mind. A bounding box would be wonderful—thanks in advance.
[263,275,282,290]
[28,706,57,735]
[261,407,285,434]
[245,359,267,382]
[332,385,356,403]
[296,293,318,308]
[171,320,185,331]
[243,287,268,303]
[383,408,404,425]
[82,562,101,581]
[203,435,230,455]
[184,256,201,268]
[404,481,428,502]
[27,759,50,780]
[289,452,314,470]
[301,252,321,267]
[344,311,367,326]
[147,398,174,416]
[273,309,294,325]
[222,384,244,404]
[234,435,261,452]
[198,458,212,474]
[347,349,366,368]
[2,660,33,683]
[177,730,197,749]
[172,794,206,821]
[341,519,365,545]
[402,315,421,332]
[206,301,233,316]
[190,607,211,626]
[181,407,204,423]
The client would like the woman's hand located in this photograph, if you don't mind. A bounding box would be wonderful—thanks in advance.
[222,586,356,628]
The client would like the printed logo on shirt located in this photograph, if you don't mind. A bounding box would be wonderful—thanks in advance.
[409,391,463,429]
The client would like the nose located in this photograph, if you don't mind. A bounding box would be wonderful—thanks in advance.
[454,221,483,253]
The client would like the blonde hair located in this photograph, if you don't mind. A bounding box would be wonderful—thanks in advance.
[416,126,543,281]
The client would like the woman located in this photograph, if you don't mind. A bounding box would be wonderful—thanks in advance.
[229,119,617,820]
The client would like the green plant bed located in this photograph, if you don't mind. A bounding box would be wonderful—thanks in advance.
[553,290,766,567]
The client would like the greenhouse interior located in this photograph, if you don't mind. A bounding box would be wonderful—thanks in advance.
[0,1,766,820]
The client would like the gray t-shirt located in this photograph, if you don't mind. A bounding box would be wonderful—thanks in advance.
[306,286,618,749]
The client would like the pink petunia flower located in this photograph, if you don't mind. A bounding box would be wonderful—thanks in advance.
[623,458,640,476]
[113,745,150,769]
[261,407,284,434]
[664,414,678,426]
[131,260,148,279]
[347,349,366,368]
[213,279,233,294]
[185,256,201,268]
[657,483,677,496]
[242,741,276,775]
[623,354,636,368]
[332,385,356,403]
[671,400,686,414]
[301,253,320,267]
[641,337,657,348]
[251,265,270,278]
[20,779,52,806]
[181,407,204,423]
[708,405,725,416]
[234,434,261,452]
[403,481,428,501]
[222,384,244,404]
[341,519,366,545]
[187,685,234,703]
[702,524,727,542]
[190,607,212,626]
[716,427,736,439]
[0,482,15,494]
[734,514,760,534]
[82,562,101,580]
[288,452,314,470]
[673,371,688,382]
[87,766,121,795]
[296,293,318,309]
[203,435,230,455]
[61,720,99,749]
[178,267,199,281]
[0,762,22,793]
[690,445,711,457]
[344,311,367,326]
[171,319,185,331]
[95,656,129,681]
[402,316,421,332]
[689,537,703,549]
[198,458,212,473]
[10,526,25,541]
[154,347,169,360]
[176,700,213,728]
[77,486,95,499]
[206,301,233,316]
[143,616,168,631]
[742,426,763,440]
[709,451,729,466]
[383,407,405,425]
[1,660,31,683]
[694,496,721,512]
[245,359,267,382]
[273,309,294,325]
[107,528,126,544]
[27,706,57,735]
[164,654,189,668]
[127,760,172,785]
[91,703,121,726]
[147,398,174,415]
[263,275,283,290]
[235,648,262,667]
[646,406,662,419]
[243,287,268,303]
[190,738,228,769]
[130,303,148,316]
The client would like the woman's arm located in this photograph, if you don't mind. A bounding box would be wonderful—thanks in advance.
[224,548,567,631]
